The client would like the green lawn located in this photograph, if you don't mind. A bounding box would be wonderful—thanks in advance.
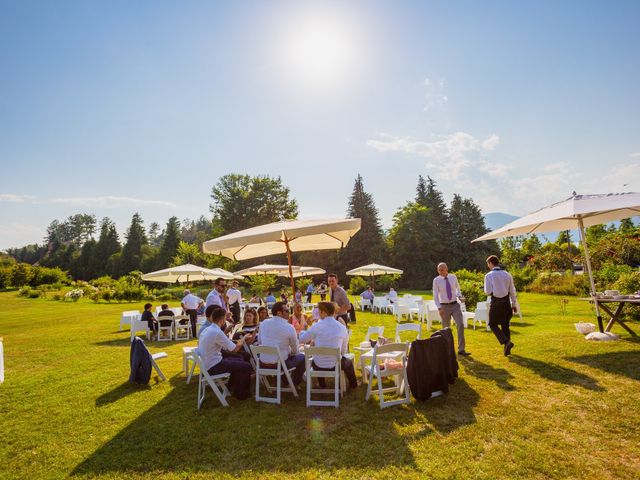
[1,291,639,479]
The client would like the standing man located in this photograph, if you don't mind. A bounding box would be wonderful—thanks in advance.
[205,277,232,325]
[181,289,203,338]
[258,301,306,386]
[226,281,242,324]
[484,255,517,356]
[327,274,350,324]
[432,263,469,356]
[305,282,315,303]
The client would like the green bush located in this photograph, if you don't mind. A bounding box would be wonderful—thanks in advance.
[453,269,484,283]
[30,266,70,286]
[596,263,634,288]
[375,274,400,291]
[459,280,483,310]
[511,266,538,291]
[348,276,369,295]
[612,271,640,294]
[0,267,12,289]
[526,272,587,296]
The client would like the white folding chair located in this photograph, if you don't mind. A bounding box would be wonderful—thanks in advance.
[304,346,343,408]
[150,351,168,381]
[174,315,191,341]
[120,310,140,331]
[130,315,150,341]
[171,307,183,316]
[195,351,231,408]
[460,303,474,329]
[395,323,422,342]
[364,342,411,409]
[424,301,441,331]
[353,326,385,353]
[474,301,489,330]
[393,300,414,322]
[157,315,174,342]
[250,345,299,404]
[184,346,197,383]
[360,297,373,312]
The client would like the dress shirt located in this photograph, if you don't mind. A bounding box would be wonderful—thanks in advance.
[432,274,462,308]
[361,290,374,301]
[198,320,213,337]
[205,289,226,309]
[257,316,299,364]
[226,287,241,306]
[265,295,277,303]
[299,317,348,368]
[484,268,517,304]
[306,284,315,294]
[198,323,236,371]
[387,289,398,300]
[181,293,201,310]
[330,286,350,312]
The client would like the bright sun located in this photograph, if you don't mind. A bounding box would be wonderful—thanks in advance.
[272,6,362,93]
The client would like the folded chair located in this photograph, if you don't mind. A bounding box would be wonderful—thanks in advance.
[250,345,299,404]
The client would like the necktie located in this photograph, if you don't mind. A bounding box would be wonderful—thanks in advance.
[445,276,452,301]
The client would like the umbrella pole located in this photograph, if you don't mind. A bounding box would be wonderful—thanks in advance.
[578,217,604,332]
[284,238,296,300]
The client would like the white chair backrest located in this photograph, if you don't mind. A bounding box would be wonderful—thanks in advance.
[305,346,341,368]
[476,301,488,311]
[251,345,286,368]
[395,323,421,342]
[365,326,384,342]
[171,307,183,315]
[371,342,409,360]
[155,306,162,314]
[123,310,140,316]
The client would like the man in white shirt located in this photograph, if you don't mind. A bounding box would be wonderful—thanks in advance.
[226,281,242,324]
[257,301,305,385]
[205,277,229,313]
[198,307,255,399]
[387,287,398,303]
[181,289,203,338]
[432,262,469,356]
[299,301,357,389]
[484,255,517,356]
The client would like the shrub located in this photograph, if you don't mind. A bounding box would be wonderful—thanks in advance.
[526,272,587,296]
[596,263,634,288]
[64,289,84,302]
[375,274,400,291]
[18,286,34,297]
[30,266,70,286]
[612,271,640,294]
[11,263,34,287]
[348,276,369,295]
[0,267,12,289]
[459,280,483,310]
[295,277,312,291]
[453,269,484,283]
[511,266,538,291]
[157,293,173,301]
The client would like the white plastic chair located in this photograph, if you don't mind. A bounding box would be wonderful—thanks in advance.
[360,297,373,312]
[250,345,299,404]
[460,303,473,329]
[130,315,150,341]
[395,323,422,342]
[424,301,442,330]
[393,301,414,322]
[174,315,191,341]
[353,326,385,352]
[364,342,411,409]
[194,351,231,408]
[171,307,183,316]
[304,346,343,408]
[120,310,140,331]
[150,350,168,381]
[157,315,174,342]
[184,346,197,383]
[474,302,489,330]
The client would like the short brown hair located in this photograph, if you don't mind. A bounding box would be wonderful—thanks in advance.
[486,255,500,266]
[317,301,336,316]
[328,273,338,280]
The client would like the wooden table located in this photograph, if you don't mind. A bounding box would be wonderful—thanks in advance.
[581,297,640,336]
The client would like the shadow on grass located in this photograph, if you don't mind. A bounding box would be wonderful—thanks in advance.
[73,373,446,476]
[510,321,535,328]
[459,357,516,391]
[96,382,151,406]
[509,355,605,391]
[566,350,640,381]
[94,338,136,347]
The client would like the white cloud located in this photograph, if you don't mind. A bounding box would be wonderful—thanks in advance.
[629,152,640,158]
[0,194,37,202]
[45,196,177,209]
[0,223,46,250]
[423,77,448,111]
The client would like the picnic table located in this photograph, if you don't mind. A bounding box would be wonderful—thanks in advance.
[581,296,640,336]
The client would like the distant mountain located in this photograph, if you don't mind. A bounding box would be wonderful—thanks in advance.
[483,212,519,231]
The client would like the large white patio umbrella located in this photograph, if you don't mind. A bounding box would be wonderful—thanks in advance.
[346,263,403,288]
[234,263,303,277]
[291,266,326,278]
[141,263,237,283]
[472,192,640,332]
[203,218,361,296]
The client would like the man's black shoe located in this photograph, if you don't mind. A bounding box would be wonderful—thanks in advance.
[458,351,471,356]
[504,341,514,356]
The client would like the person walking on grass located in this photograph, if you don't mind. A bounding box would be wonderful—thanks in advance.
[484,255,518,356]
[432,262,470,356]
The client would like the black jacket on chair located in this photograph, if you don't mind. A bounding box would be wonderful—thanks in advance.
[406,336,451,400]
[129,337,152,385]
[430,327,459,383]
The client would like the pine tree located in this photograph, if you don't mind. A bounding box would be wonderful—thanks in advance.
[94,218,121,276]
[159,217,181,267]
[341,175,386,275]
[121,213,147,274]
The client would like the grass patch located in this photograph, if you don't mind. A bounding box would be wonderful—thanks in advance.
[1,292,639,479]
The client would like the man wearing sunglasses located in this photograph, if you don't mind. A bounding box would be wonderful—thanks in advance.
[205,278,231,323]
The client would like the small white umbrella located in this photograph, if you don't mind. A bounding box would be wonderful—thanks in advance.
[141,263,237,283]
[291,266,326,278]
[203,218,361,296]
[234,263,303,277]
[472,192,640,332]
[346,263,403,289]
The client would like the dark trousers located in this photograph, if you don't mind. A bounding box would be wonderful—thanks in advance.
[229,302,241,324]
[306,292,312,303]
[222,349,252,363]
[489,296,513,345]
[320,294,327,301]
[285,353,306,385]
[186,309,198,338]
[313,357,357,389]
[208,357,253,400]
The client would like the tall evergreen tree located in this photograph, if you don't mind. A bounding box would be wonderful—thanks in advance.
[341,175,386,275]
[121,213,147,274]
[159,217,181,267]
[94,218,121,276]
[148,222,162,247]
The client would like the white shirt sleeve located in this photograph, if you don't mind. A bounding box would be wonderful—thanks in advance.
[484,273,492,296]
[432,277,441,308]
[299,324,317,344]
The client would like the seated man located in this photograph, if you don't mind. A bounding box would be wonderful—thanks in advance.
[198,307,255,400]
[157,303,175,318]
[140,303,157,335]
[199,304,232,338]
[361,287,375,303]
[299,301,357,389]
[257,301,305,386]
[387,287,398,303]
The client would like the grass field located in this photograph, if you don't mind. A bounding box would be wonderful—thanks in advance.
[1,291,639,479]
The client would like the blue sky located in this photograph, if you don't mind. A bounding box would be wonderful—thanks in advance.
[1,0,639,249]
